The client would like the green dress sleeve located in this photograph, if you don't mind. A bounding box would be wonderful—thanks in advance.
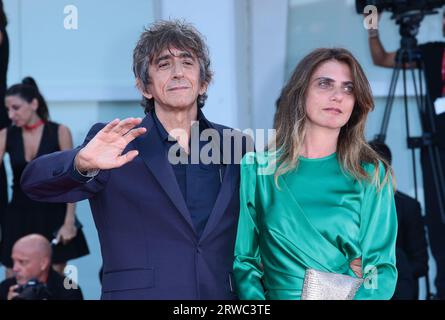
[354,162,398,300]
[233,152,265,299]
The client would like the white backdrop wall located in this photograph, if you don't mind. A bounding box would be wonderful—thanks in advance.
[0,0,441,299]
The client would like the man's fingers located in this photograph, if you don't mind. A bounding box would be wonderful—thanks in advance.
[9,284,19,292]
[117,150,139,167]
[113,118,136,134]
[125,150,139,163]
[113,117,143,135]
[122,118,144,135]
[123,127,147,144]
[7,285,19,300]
[102,118,120,134]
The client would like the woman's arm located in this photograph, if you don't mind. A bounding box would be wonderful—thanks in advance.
[56,124,79,244]
[233,153,265,300]
[354,162,398,300]
[0,128,6,165]
[58,124,73,152]
[21,122,110,203]
[56,202,78,244]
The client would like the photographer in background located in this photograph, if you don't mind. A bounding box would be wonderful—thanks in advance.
[0,234,83,300]
[365,8,445,299]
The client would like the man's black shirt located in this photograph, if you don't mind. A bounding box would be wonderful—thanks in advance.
[152,109,224,238]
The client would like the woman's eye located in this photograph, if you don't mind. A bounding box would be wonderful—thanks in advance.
[318,80,330,88]
[344,86,354,94]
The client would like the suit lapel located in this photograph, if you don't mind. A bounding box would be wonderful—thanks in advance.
[134,114,196,233]
[199,163,238,242]
[199,124,239,242]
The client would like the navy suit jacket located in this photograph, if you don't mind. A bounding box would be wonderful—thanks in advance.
[21,113,251,300]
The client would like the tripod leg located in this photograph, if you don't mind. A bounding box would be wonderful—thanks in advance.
[403,67,419,200]
[377,66,400,142]
[418,59,445,223]
[432,146,445,222]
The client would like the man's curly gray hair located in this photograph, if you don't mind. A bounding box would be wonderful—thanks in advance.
[132,20,213,114]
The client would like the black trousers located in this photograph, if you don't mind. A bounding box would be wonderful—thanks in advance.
[0,163,7,240]
[421,146,445,298]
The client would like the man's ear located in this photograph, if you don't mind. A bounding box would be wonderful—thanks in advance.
[199,81,208,96]
[136,78,152,100]
[40,257,50,271]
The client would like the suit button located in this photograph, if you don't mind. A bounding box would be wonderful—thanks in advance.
[52,167,63,176]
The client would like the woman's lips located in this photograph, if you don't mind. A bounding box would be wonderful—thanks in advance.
[323,107,342,114]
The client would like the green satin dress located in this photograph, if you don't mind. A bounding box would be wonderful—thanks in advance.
[233,151,398,300]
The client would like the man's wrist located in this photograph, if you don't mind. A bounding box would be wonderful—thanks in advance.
[74,149,99,176]
[368,28,379,38]
[64,215,76,226]
[73,151,100,180]
[74,149,90,174]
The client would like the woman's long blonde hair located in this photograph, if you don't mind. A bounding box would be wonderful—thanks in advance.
[271,48,392,188]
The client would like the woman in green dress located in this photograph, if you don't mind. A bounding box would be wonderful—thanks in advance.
[233,48,397,300]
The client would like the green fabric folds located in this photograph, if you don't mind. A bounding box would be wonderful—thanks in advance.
[233,152,398,300]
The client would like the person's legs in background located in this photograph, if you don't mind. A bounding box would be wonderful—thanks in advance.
[422,148,445,299]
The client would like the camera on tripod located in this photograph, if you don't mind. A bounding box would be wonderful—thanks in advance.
[13,279,51,300]
[356,0,445,15]
[357,1,445,49]
[356,0,445,224]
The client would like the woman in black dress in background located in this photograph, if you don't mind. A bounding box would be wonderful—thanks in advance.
[0,0,10,241]
[0,77,89,278]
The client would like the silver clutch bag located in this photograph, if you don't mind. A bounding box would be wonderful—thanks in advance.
[301,268,364,300]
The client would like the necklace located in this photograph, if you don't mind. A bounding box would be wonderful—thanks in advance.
[23,119,45,131]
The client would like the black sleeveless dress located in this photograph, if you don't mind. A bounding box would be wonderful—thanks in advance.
[0,122,89,267]
[0,25,10,234]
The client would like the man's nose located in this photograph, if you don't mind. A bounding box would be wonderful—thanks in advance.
[172,61,184,78]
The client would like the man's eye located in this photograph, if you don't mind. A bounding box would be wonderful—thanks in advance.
[159,62,170,68]
[183,60,194,66]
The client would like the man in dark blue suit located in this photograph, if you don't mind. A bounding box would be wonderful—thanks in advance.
[20,20,251,299]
